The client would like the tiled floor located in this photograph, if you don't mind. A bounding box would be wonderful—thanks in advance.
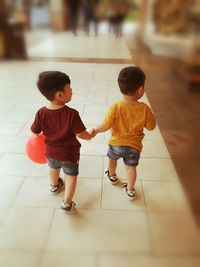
[0,33,200,266]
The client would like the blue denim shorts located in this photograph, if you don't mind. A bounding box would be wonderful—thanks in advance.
[47,158,79,176]
[107,145,140,166]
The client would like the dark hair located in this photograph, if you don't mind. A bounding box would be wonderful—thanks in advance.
[118,66,146,95]
[37,71,71,101]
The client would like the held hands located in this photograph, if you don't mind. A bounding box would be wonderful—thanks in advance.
[89,129,97,139]
[76,129,97,140]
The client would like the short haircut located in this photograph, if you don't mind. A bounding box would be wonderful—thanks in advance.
[118,66,146,95]
[37,71,71,101]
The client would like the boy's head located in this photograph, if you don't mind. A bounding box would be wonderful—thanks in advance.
[37,71,71,101]
[118,66,146,96]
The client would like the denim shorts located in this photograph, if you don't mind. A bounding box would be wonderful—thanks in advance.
[47,158,79,176]
[107,145,140,166]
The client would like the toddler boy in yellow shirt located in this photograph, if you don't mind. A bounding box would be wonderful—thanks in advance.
[92,66,156,200]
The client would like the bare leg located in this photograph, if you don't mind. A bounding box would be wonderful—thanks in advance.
[108,158,117,176]
[124,165,137,190]
[49,167,60,186]
[64,176,77,204]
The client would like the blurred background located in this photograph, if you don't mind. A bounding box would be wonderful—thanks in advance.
[0,0,199,87]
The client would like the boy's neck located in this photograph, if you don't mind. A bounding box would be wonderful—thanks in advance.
[47,102,65,110]
[122,95,139,104]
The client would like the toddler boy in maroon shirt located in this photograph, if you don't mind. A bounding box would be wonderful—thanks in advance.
[31,71,92,211]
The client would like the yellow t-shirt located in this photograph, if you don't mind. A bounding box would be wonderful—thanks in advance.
[103,101,156,151]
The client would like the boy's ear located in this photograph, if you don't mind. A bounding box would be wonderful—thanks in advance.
[138,86,144,95]
[55,91,62,99]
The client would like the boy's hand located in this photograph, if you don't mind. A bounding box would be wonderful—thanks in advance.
[89,129,97,139]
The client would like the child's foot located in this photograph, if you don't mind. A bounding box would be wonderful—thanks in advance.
[50,177,64,195]
[105,169,117,185]
[61,200,76,211]
[122,183,136,200]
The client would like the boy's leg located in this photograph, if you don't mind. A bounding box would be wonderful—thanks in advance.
[124,165,137,190]
[108,158,117,176]
[122,165,137,200]
[64,175,77,204]
[49,167,60,186]
[105,158,118,185]
[49,167,64,194]
[61,161,78,211]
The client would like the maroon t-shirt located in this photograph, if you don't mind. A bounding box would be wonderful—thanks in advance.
[31,106,86,162]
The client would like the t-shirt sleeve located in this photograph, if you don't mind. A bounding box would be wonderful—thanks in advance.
[31,110,42,134]
[72,110,86,134]
[103,104,116,128]
[144,104,156,130]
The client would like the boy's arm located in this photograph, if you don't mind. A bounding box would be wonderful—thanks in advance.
[94,123,110,133]
[145,106,156,131]
[31,111,42,134]
[76,130,93,140]
[91,123,110,137]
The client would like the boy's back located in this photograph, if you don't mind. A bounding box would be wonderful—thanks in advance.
[31,105,86,162]
[103,101,156,151]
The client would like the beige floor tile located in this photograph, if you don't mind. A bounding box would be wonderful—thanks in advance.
[90,85,109,93]
[99,255,200,267]
[72,89,90,98]
[13,177,63,208]
[80,142,107,156]
[0,122,25,136]
[0,136,27,153]
[0,175,24,207]
[144,126,163,141]
[70,96,88,105]
[46,210,150,253]
[71,95,107,106]
[87,91,109,100]
[0,207,54,250]
[17,121,33,136]
[79,155,104,178]
[102,179,145,211]
[0,102,18,121]
[14,177,101,209]
[88,96,108,105]
[11,102,43,113]
[142,181,189,211]
[148,212,200,254]
[0,175,24,193]
[83,105,108,116]
[74,179,102,209]
[105,131,111,140]
[2,110,33,123]
[41,252,97,267]
[0,250,40,267]
[107,96,122,105]
[82,114,106,125]
[141,139,170,158]
[68,104,85,115]
[0,154,47,176]
[0,192,17,207]
[103,156,177,183]
[137,158,178,181]
[0,207,8,223]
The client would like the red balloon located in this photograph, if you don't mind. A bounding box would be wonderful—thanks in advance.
[26,133,47,164]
